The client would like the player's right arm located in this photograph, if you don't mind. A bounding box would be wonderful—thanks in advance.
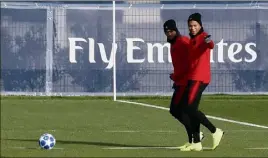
[170,36,190,82]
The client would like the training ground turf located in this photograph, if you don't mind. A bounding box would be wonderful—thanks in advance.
[1,95,268,157]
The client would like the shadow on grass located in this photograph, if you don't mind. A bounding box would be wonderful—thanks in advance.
[4,138,165,147]
[4,138,213,151]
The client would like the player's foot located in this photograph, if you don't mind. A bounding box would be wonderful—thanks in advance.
[212,128,224,150]
[178,132,204,150]
[180,142,202,151]
[177,142,191,149]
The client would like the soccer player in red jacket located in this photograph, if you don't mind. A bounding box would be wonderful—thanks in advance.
[163,19,204,149]
[180,13,224,151]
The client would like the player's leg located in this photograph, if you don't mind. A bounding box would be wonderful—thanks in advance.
[177,112,193,149]
[177,85,204,149]
[195,110,224,150]
[190,82,224,150]
[169,85,182,119]
[180,80,203,151]
[176,109,205,149]
[191,82,216,141]
[169,85,193,147]
[170,84,206,151]
[185,82,205,143]
[183,80,224,151]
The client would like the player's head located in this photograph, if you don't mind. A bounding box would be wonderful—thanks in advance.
[163,19,180,41]
[188,13,204,36]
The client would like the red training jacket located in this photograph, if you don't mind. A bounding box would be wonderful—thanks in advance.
[170,36,190,86]
[188,32,214,83]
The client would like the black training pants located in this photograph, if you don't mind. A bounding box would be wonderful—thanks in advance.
[184,80,216,143]
[170,85,193,143]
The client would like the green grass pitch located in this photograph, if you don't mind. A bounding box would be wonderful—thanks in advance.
[1,95,268,157]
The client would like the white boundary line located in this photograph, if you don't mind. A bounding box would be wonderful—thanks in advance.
[104,147,180,150]
[116,100,268,129]
[245,147,268,150]
[4,129,268,133]
[105,130,177,133]
[105,129,268,133]
[3,129,57,132]
[104,146,212,150]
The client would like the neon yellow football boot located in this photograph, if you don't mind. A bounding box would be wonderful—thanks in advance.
[180,142,202,151]
[178,132,204,150]
[212,128,224,150]
[177,142,191,149]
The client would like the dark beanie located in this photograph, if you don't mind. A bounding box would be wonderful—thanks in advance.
[163,19,177,32]
[188,13,202,26]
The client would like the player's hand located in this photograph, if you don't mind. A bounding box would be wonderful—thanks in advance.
[169,73,174,81]
[204,35,211,43]
[172,83,176,90]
